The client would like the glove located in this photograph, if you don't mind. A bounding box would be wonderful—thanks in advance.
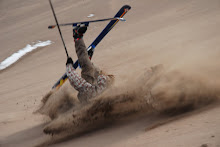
[66,57,74,66]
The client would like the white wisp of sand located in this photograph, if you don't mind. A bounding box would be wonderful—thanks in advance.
[87,14,95,18]
[0,40,53,70]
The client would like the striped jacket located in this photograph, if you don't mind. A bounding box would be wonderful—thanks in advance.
[66,64,108,102]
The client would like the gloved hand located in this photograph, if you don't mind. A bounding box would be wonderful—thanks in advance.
[66,57,74,66]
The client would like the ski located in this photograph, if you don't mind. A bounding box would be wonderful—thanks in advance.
[48,17,126,29]
[52,5,131,90]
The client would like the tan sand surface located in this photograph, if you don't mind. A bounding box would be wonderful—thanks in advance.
[0,0,220,146]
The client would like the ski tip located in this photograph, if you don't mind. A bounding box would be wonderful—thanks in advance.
[123,5,131,9]
[48,25,56,29]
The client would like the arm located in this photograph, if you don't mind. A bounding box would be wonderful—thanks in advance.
[66,64,96,93]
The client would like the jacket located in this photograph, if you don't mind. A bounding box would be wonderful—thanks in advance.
[66,63,109,102]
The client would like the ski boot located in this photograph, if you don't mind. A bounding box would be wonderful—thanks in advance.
[73,26,87,41]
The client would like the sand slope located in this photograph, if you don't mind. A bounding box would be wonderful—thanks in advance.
[0,0,220,146]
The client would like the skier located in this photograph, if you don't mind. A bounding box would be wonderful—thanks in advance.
[66,26,114,103]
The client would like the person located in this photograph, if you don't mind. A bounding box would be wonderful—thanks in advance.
[66,26,114,103]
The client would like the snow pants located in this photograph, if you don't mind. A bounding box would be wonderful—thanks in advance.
[75,39,99,85]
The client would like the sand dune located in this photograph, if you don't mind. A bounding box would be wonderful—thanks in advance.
[0,0,220,147]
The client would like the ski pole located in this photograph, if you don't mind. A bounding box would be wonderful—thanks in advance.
[48,17,126,29]
[49,0,69,58]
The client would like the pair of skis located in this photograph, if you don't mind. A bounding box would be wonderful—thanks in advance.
[49,1,131,90]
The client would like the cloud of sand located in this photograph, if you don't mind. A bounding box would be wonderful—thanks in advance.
[35,33,220,143]
[36,64,220,139]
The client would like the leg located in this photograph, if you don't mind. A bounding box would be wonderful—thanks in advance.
[75,39,99,85]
